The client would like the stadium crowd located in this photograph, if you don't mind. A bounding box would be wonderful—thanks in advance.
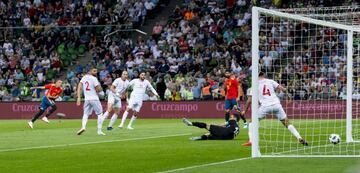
[0,0,355,102]
[0,0,161,101]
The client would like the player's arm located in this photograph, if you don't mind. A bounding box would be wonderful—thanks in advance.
[242,95,252,115]
[30,86,45,90]
[147,81,159,97]
[237,81,241,101]
[110,84,117,94]
[276,83,292,100]
[76,82,82,106]
[95,85,103,92]
[110,84,121,98]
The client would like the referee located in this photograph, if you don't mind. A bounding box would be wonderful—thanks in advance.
[182,114,240,140]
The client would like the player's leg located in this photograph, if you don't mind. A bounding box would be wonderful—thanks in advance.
[127,111,138,130]
[108,108,120,130]
[235,101,248,128]
[28,97,49,128]
[77,100,91,135]
[119,106,130,128]
[182,118,210,129]
[104,93,115,121]
[119,97,135,128]
[127,100,142,129]
[93,100,105,135]
[42,103,57,123]
[224,99,232,122]
[107,97,122,130]
[277,105,308,146]
[190,134,210,140]
[242,106,267,146]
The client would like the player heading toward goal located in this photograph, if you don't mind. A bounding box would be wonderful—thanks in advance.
[105,71,130,130]
[28,80,63,129]
[76,67,106,135]
[242,72,308,146]
[224,70,248,128]
[118,71,159,129]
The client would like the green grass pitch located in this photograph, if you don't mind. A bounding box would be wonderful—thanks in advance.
[0,119,359,173]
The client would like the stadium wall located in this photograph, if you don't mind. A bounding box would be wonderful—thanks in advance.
[0,101,351,119]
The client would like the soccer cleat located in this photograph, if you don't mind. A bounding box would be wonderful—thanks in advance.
[242,141,252,146]
[41,117,50,123]
[107,127,113,131]
[243,122,248,129]
[97,131,106,136]
[118,125,123,129]
[77,128,86,135]
[127,126,134,130]
[28,121,33,129]
[299,138,309,146]
[190,136,202,141]
[182,118,192,126]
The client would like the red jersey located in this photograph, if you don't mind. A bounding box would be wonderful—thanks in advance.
[45,84,63,98]
[225,78,239,99]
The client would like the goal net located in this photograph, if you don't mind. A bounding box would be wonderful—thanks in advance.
[251,6,360,157]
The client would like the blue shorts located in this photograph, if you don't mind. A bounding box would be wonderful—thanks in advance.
[39,96,55,110]
[225,99,241,111]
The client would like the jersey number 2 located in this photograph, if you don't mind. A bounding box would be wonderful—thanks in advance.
[262,85,271,96]
[85,81,90,91]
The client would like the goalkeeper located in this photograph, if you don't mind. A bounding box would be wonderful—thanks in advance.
[182,114,240,140]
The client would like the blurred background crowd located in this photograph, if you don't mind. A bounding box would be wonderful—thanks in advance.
[0,0,355,102]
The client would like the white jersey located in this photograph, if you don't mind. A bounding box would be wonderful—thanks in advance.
[258,78,280,107]
[129,79,158,100]
[112,78,130,95]
[80,74,101,101]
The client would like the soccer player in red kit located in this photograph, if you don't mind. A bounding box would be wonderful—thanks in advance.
[224,71,248,128]
[28,80,63,129]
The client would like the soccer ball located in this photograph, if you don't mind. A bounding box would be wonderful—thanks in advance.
[329,134,341,144]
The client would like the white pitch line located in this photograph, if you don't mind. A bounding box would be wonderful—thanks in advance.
[155,157,252,173]
[0,133,191,153]
[271,143,340,155]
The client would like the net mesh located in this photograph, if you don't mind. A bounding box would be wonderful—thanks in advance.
[256,6,360,156]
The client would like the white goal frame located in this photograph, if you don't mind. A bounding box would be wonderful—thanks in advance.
[251,6,360,158]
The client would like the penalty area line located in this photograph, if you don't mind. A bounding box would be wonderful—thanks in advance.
[0,133,191,153]
[155,157,252,173]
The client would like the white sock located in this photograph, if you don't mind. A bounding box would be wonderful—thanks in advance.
[128,115,137,128]
[108,113,118,127]
[288,124,301,140]
[119,111,129,127]
[248,122,253,143]
[97,113,104,132]
[82,114,89,129]
[103,111,109,119]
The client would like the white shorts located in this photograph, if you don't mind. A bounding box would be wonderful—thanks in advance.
[259,103,287,120]
[84,100,103,116]
[128,98,143,112]
[107,93,121,108]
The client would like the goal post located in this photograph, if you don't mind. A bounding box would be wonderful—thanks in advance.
[346,30,353,143]
[251,6,360,157]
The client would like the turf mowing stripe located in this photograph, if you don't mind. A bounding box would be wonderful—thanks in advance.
[155,157,252,173]
[0,133,191,153]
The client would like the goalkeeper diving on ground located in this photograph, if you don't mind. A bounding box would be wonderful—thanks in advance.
[182,114,240,140]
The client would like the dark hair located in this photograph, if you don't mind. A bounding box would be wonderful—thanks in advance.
[259,71,265,77]
[139,70,146,75]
